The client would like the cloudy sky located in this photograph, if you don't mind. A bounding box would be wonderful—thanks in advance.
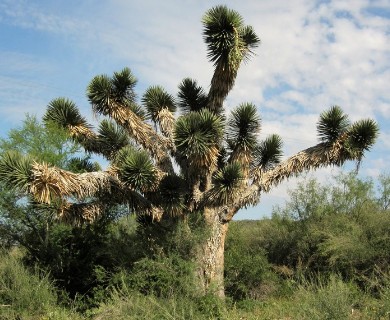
[0,0,389,219]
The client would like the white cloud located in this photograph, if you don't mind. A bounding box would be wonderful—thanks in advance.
[0,0,87,35]
[2,1,388,119]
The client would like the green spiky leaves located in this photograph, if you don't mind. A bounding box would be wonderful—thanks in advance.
[0,151,33,192]
[227,103,261,153]
[44,98,133,158]
[317,106,350,143]
[253,134,283,170]
[203,5,242,65]
[174,109,224,168]
[112,68,137,102]
[87,67,138,116]
[116,148,158,192]
[142,86,176,122]
[67,157,101,173]
[203,6,260,113]
[209,162,244,205]
[97,120,130,158]
[241,26,260,57]
[346,119,379,154]
[44,98,90,130]
[87,75,112,115]
[178,78,208,113]
[202,5,260,66]
[317,106,379,162]
[157,174,187,216]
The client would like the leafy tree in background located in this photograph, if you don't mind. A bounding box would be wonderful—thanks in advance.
[0,115,79,166]
[0,116,109,301]
[0,115,98,247]
[267,172,390,282]
[0,6,378,297]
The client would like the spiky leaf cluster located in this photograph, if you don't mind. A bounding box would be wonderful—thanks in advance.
[346,119,379,154]
[253,134,283,170]
[209,162,243,205]
[97,120,129,158]
[87,67,138,116]
[112,68,137,102]
[0,151,33,192]
[44,98,90,130]
[67,157,101,173]
[177,78,208,113]
[117,149,158,192]
[156,174,187,216]
[227,103,261,153]
[202,5,259,67]
[203,5,260,113]
[112,146,137,167]
[317,106,350,143]
[142,86,176,123]
[174,109,224,168]
[87,75,112,115]
[241,26,260,60]
[317,106,379,162]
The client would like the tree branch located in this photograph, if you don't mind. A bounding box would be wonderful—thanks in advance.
[29,162,160,210]
[258,140,350,192]
[220,137,355,221]
[106,101,175,173]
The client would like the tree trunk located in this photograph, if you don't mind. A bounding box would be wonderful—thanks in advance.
[197,208,229,298]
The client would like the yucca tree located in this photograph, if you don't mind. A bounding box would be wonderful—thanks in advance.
[0,5,378,297]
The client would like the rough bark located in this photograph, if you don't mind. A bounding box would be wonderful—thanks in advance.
[197,208,229,298]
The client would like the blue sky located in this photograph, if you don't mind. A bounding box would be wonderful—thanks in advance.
[0,0,389,219]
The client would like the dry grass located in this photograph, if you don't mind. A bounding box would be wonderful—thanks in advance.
[156,108,175,139]
[30,163,114,203]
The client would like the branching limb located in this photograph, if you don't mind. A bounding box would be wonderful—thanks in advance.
[0,151,162,219]
[202,6,260,113]
[87,71,175,173]
[219,115,379,221]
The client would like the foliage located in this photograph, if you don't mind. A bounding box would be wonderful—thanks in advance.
[1,172,390,318]
[225,221,277,301]
[267,172,390,284]
[91,291,228,320]
[293,275,361,320]
[24,218,113,299]
[0,249,81,320]
[0,115,81,167]
[111,255,196,299]
[0,116,114,313]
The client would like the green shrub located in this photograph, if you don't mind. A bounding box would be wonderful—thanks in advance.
[0,249,80,319]
[111,254,197,298]
[194,293,228,319]
[225,221,277,301]
[91,292,198,320]
[93,281,228,320]
[293,275,361,320]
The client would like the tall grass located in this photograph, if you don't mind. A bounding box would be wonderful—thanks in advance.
[0,249,80,320]
[292,275,360,320]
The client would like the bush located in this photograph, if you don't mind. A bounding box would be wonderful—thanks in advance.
[111,254,197,298]
[225,221,278,301]
[264,173,390,283]
[93,280,227,320]
[0,249,80,319]
[293,275,361,320]
[22,218,115,303]
[91,292,199,320]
